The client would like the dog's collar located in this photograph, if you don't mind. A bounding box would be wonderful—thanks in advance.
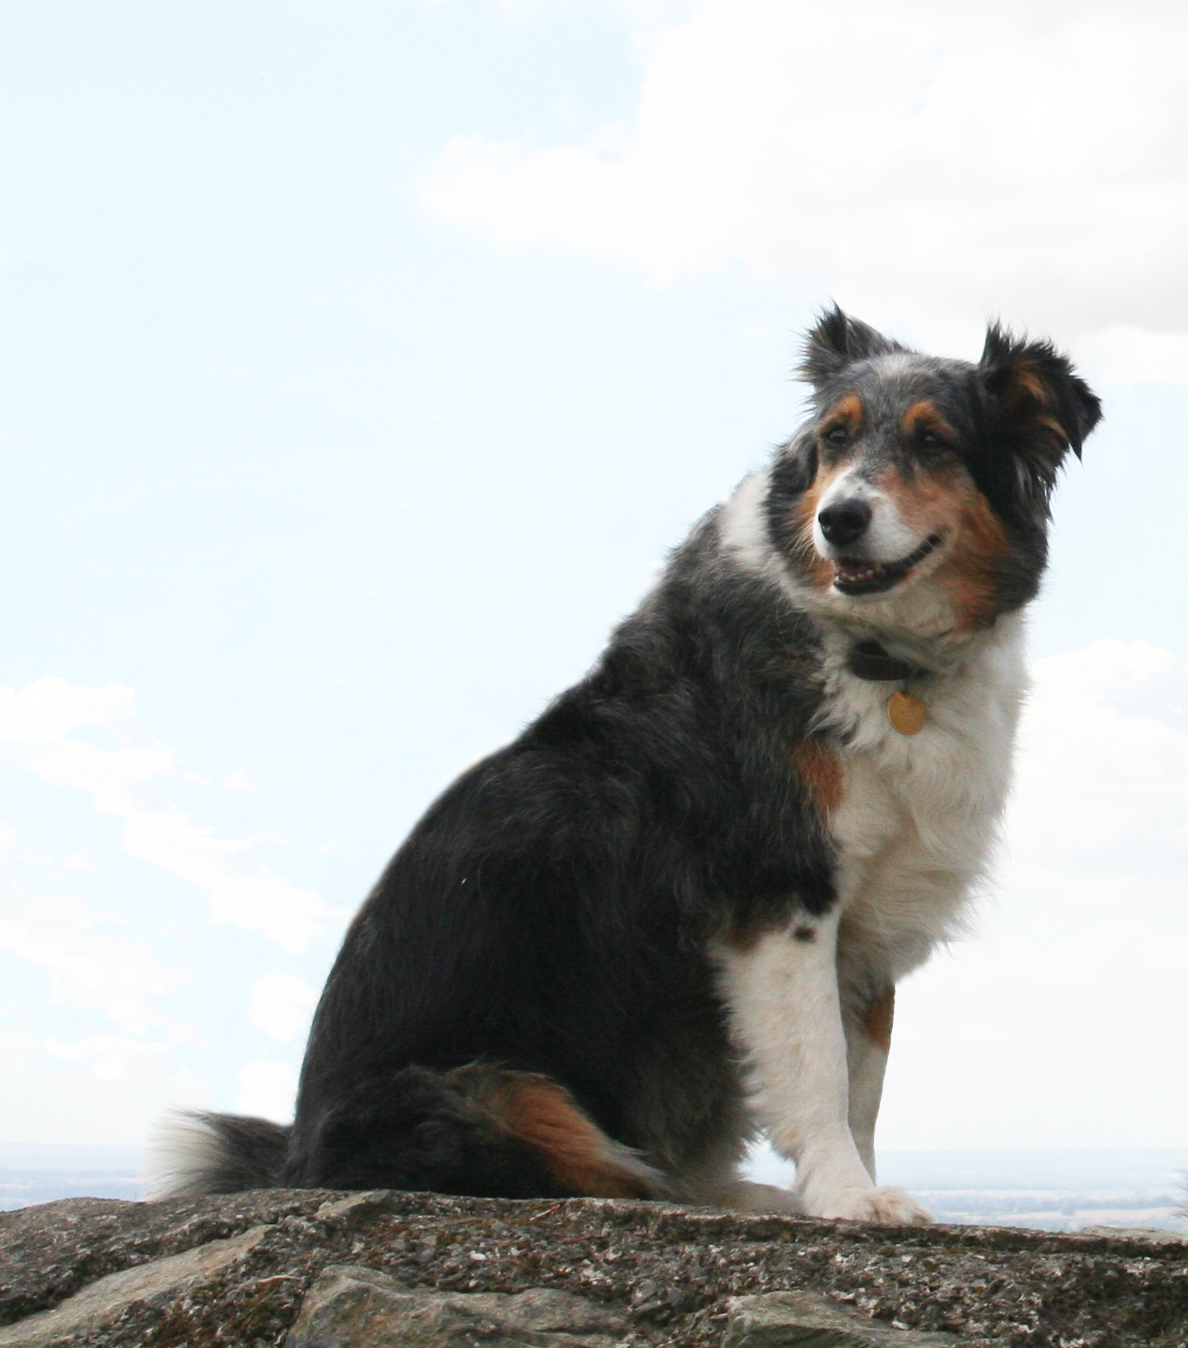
[848,640,922,682]
[847,641,929,735]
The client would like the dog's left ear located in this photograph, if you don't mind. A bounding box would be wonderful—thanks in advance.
[978,326,1103,484]
[800,306,909,390]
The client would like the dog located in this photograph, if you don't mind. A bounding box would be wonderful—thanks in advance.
[150,309,1101,1223]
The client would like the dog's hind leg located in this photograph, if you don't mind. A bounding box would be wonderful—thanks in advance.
[843,987,894,1182]
[285,1063,669,1200]
[664,1115,804,1215]
[701,1178,805,1214]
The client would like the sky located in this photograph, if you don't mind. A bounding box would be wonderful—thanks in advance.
[0,0,1186,1159]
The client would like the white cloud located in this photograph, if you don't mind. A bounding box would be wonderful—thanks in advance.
[1008,641,1188,871]
[236,1060,298,1123]
[0,885,194,1037]
[419,0,1188,354]
[249,973,317,1043]
[0,820,195,1038]
[877,639,1188,1150]
[0,678,136,745]
[0,676,336,954]
[0,677,337,1139]
[1076,326,1188,388]
[0,1031,210,1145]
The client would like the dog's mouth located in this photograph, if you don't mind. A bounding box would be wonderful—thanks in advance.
[832,534,942,596]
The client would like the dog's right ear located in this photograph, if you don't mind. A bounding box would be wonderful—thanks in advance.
[799,306,909,390]
[978,325,1103,477]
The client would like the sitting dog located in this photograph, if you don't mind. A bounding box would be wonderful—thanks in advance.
[152,309,1101,1223]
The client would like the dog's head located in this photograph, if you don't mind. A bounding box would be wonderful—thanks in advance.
[766,307,1102,632]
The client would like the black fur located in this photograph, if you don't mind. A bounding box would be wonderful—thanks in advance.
[167,311,1102,1201]
[799,304,910,389]
[282,525,836,1191]
[286,1065,565,1197]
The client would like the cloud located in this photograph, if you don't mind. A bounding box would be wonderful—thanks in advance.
[0,676,337,1139]
[1076,326,1188,387]
[0,1030,210,1145]
[0,816,196,1041]
[0,679,136,745]
[1008,641,1188,872]
[249,974,317,1043]
[875,639,1188,1150]
[236,1060,299,1123]
[418,0,1188,354]
[0,886,194,1038]
[0,676,336,954]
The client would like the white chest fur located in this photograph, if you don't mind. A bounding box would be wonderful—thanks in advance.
[819,615,1027,980]
[718,470,1030,977]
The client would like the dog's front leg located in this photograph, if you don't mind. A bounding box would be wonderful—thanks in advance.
[716,910,930,1224]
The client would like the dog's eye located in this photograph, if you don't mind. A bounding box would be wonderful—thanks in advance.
[918,429,949,450]
[822,424,849,446]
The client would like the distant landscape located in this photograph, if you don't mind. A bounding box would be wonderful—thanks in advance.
[0,1145,143,1211]
[4,1144,1185,1235]
[745,1145,1188,1234]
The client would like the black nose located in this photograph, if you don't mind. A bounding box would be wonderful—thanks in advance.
[817,498,872,547]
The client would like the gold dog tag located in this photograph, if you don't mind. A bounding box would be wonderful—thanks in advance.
[887,691,926,735]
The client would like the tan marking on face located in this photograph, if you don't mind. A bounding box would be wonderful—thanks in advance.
[934,477,1010,630]
[900,400,955,443]
[486,1074,652,1198]
[874,460,1009,631]
[823,392,864,435]
[862,987,895,1053]
[793,458,850,590]
[789,396,868,590]
[793,740,845,816]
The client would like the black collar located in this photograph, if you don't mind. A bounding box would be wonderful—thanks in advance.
[848,640,920,682]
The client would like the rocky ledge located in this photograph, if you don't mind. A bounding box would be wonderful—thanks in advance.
[0,1190,1185,1347]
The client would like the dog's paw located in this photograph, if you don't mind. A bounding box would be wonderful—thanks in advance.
[806,1184,932,1225]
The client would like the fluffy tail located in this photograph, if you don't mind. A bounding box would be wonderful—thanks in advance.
[147,1110,290,1198]
[287,1063,669,1199]
[146,1064,668,1202]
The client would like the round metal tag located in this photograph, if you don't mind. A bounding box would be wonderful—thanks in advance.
[887,691,926,735]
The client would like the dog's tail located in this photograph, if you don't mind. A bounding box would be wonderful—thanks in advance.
[146,1110,291,1198]
[285,1063,669,1200]
[146,1065,668,1202]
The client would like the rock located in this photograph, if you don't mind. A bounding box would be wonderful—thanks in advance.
[0,1225,270,1347]
[0,1188,333,1324]
[286,1265,629,1346]
[722,1291,958,1347]
[1,1190,1187,1347]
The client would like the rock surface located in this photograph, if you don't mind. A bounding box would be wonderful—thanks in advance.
[0,1189,1184,1347]
[721,1291,960,1347]
[286,1266,630,1346]
[0,1226,272,1348]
